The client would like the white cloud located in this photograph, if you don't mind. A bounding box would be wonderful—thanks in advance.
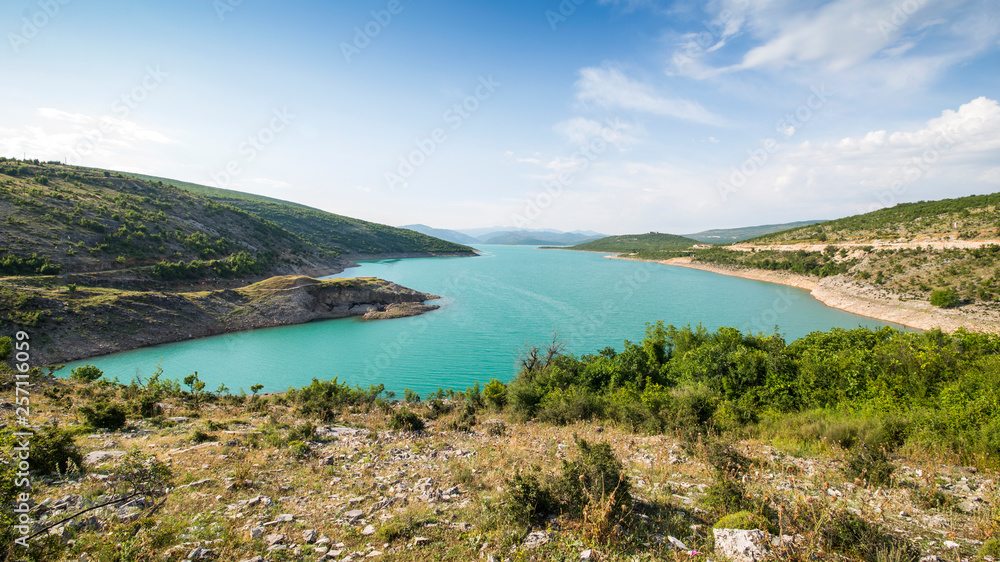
[552,117,642,146]
[574,66,723,125]
[722,97,1000,211]
[670,0,1000,93]
[0,107,176,165]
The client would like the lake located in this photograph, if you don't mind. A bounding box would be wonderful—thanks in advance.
[64,246,906,396]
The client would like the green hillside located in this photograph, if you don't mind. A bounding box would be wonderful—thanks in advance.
[0,159,336,279]
[684,220,826,244]
[748,192,1000,244]
[124,172,474,256]
[569,232,699,253]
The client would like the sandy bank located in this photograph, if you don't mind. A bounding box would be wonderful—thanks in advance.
[615,256,999,333]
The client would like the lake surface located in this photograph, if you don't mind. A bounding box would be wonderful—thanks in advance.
[64,246,907,396]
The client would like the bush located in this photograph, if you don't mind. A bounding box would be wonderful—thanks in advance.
[403,388,420,403]
[79,401,127,431]
[930,287,961,308]
[189,429,217,444]
[844,444,896,487]
[483,378,507,409]
[30,426,83,474]
[71,364,103,382]
[502,467,553,525]
[388,408,424,432]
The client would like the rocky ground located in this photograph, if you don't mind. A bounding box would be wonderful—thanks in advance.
[7,377,998,562]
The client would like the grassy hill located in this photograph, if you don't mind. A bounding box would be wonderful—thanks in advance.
[684,220,826,244]
[569,232,699,253]
[0,160,473,284]
[0,160,339,279]
[122,172,475,256]
[748,192,1000,244]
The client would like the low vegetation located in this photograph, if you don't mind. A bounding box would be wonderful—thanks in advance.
[2,322,998,561]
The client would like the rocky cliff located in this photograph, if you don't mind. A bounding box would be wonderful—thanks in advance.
[13,276,439,365]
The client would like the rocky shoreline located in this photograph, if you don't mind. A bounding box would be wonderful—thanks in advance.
[27,276,441,365]
[634,256,1000,333]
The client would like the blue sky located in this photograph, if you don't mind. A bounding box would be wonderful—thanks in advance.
[2,0,998,234]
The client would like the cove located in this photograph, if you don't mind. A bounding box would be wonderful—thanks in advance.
[63,245,907,396]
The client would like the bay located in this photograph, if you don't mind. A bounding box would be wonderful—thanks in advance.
[63,246,906,396]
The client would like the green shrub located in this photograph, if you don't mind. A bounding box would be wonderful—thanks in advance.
[930,287,961,308]
[287,440,311,458]
[71,364,104,382]
[30,426,83,474]
[403,388,420,403]
[287,421,316,442]
[502,467,553,525]
[483,378,507,409]
[388,408,424,432]
[79,401,127,431]
[553,437,632,519]
[189,429,217,444]
[980,538,1000,558]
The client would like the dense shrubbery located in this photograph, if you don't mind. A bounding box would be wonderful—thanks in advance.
[492,323,1000,466]
[0,252,61,275]
[286,377,392,422]
[151,251,268,279]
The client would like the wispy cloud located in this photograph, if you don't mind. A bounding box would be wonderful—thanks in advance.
[574,66,724,125]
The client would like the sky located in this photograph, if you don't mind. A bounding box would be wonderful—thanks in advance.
[1,0,999,235]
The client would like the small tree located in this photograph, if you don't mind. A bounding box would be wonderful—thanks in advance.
[930,287,961,308]
[183,372,206,407]
[70,364,103,382]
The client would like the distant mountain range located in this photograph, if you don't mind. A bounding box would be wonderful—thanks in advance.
[401,224,605,246]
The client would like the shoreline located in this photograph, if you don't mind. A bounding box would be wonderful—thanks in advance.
[613,255,1000,333]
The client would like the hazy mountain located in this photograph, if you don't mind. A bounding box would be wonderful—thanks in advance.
[400,224,482,245]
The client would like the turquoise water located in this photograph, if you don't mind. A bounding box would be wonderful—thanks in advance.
[64,246,906,396]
